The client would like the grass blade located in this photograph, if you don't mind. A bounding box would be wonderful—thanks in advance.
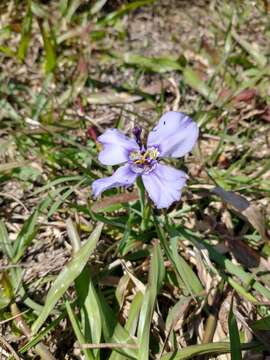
[18,4,32,61]
[31,223,103,334]
[137,241,165,359]
[170,235,203,296]
[98,291,138,359]
[228,297,243,360]
[39,20,57,73]
[67,219,102,355]
[12,209,39,263]
[0,220,13,259]
[161,342,260,360]
[65,300,95,360]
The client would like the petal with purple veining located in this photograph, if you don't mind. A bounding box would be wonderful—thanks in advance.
[98,129,139,165]
[92,164,137,197]
[147,111,199,158]
[142,164,187,208]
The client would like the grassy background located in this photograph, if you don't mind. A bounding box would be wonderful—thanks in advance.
[0,0,270,359]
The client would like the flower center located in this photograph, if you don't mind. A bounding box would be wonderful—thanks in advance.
[129,146,159,174]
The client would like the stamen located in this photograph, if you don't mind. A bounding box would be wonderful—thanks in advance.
[129,146,160,175]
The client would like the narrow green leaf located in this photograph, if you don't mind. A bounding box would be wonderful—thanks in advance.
[125,291,144,335]
[99,0,155,25]
[232,30,267,68]
[0,45,16,57]
[183,67,217,103]
[65,0,83,22]
[0,272,13,309]
[47,187,75,217]
[32,74,53,122]
[228,297,242,360]
[39,21,57,73]
[98,291,138,359]
[12,209,39,263]
[161,341,260,360]
[0,220,13,259]
[76,271,102,352]
[67,218,102,354]
[90,0,108,15]
[155,219,202,297]
[18,5,32,61]
[177,227,270,301]
[170,236,203,296]
[137,242,165,359]
[31,2,50,18]
[65,300,94,360]
[251,316,270,331]
[32,175,81,195]
[0,99,21,121]
[19,313,65,353]
[31,223,103,334]
[123,52,182,73]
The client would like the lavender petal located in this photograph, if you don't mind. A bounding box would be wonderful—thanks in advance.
[142,164,187,209]
[98,129,139,165]
[92,164,137,197]
[147,111,199,158]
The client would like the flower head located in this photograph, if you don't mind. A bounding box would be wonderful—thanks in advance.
[92,111,199,209]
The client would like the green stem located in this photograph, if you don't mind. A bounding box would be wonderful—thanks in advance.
[136,177,151,231]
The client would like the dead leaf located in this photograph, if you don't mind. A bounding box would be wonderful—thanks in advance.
[232,89,257,103]
[261,106,270,122]
[91,190,139,212]
[87,92,142,104]
[212,186,269,243]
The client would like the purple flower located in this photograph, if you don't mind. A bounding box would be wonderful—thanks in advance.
[92,111,199,209]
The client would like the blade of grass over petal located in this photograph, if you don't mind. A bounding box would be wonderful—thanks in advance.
[31,223,103,334]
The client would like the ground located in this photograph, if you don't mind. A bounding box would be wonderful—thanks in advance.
[0,0,270,359]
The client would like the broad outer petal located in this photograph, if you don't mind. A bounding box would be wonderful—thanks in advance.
[147,111,199,158]
[92,164,137,197]
[142,164,187,209]
[98,129,139,165]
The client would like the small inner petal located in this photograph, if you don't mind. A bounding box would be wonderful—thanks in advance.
[129,146,160,174]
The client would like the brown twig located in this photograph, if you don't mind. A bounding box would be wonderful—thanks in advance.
[0,335,21,360]
[10,303,56,360]
[0,309,29,325]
